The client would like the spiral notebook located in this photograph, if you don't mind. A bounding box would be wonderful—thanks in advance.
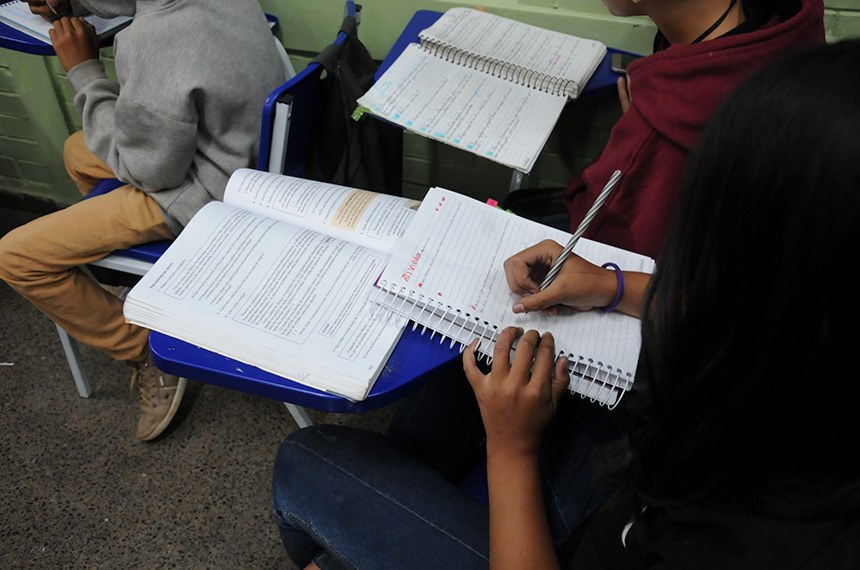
[0,1,131,44]
[356,8,606,173]
[372,187,656,408]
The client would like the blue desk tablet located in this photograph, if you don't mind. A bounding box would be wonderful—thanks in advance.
[0,13,279,56]
[0,18,122,55]
[150,324,463,413]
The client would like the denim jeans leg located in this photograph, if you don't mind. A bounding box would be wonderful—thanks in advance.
[539,394,629,545]
[272,425,490,570]
[385,368,486,483]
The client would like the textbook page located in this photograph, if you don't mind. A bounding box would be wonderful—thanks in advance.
[124,201,406,401]
[418,7,606,98]
[374,187,655,405]
[223,168,419,253]
[0,2,131,43]
[357,44,566,173]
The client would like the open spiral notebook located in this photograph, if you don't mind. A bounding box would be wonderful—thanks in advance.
[372,187,655,408]
[356,7,606,173]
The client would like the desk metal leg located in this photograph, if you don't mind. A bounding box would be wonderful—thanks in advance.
[283,402,313,428]
[56,324,92,398]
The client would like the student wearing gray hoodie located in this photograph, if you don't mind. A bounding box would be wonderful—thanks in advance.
[0,0,286,441]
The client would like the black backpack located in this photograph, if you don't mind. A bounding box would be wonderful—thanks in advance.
[303,15,403,196]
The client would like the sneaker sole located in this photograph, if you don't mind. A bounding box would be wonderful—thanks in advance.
[139,377,188,442]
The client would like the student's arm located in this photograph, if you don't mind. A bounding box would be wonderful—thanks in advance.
[464,327,569,570]
[503,239,650,318]
[48,17,99,72]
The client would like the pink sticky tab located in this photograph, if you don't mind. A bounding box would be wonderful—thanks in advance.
[486,198,499,207]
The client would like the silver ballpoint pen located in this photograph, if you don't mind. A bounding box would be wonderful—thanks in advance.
[539,169,622,291]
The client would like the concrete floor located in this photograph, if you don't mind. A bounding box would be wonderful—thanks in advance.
[0,199,395,569]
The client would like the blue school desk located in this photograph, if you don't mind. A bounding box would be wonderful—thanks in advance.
[145,10,636,416]
[376,10,634,97]
[149,326,463,414]
[375,10,636,192]
[0,18,114,55]
[0,13,279,55]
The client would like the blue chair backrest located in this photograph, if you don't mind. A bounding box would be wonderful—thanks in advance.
[256,1,358,176]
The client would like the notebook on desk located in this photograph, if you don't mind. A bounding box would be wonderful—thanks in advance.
[356,7,606,174]
[0,1,130,44]
[372,187,655,408]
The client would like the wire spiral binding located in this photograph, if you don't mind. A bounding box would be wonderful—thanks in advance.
[373,280,497,357]
[418,38,576,98]
[373,280,630,407]
[562,353,632,410]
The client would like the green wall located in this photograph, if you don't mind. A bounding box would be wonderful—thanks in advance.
[2,0,859,206]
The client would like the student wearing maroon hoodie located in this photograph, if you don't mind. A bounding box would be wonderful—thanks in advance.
[507,0,824,260]
[271,39,860,569]
[349,0,829,557]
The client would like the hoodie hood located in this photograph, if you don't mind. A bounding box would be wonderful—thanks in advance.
[562,0,825,260]
[73,0,138,18]
[627,0,824,151]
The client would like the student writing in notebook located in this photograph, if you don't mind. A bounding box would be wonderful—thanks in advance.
[380,0,825,503]
[0,0,286,441]
[504,0,824,260]
[270,39,860,569]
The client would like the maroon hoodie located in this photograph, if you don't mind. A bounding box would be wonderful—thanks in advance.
[562,0,824,259]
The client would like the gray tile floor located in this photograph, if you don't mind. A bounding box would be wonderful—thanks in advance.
[0,206,395,569]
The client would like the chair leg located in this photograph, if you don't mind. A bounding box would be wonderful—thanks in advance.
[283,402,313,428]
[56,324,92,398]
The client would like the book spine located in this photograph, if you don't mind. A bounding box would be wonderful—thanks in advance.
[373,280,628,408]
[419,35,575,98]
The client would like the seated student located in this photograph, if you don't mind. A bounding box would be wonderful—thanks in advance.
[374,0,828,521]
[505,0,824,259]
[0,0,286,441]
[270,39,860,569]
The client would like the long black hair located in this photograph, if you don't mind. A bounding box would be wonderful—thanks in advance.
[629,38,860,516]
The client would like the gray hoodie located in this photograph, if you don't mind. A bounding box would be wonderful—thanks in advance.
[67,0,286,232]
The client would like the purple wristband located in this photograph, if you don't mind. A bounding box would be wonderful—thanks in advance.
[601,262,623,313]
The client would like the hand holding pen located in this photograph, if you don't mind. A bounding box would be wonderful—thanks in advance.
[503,241,619,315]
[539,169,621,291]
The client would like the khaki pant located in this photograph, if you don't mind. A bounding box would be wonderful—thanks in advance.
[0,132,174,363]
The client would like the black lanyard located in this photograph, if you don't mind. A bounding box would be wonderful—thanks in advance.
[692,0,740,44]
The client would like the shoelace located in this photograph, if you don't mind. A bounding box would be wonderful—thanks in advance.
[130,363,160,407]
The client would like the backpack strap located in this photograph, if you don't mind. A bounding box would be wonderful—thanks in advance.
[311,16,358,72]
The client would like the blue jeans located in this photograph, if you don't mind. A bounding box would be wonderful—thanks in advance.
[384,371,626,543]
[272,425,490,570]
[271,373,626,569]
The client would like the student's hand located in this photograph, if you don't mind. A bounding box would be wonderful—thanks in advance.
[21,0,71,21]
[463,327,569,459]
[617,75,631,115]
[503,240,617,315]
[49,17,99,72]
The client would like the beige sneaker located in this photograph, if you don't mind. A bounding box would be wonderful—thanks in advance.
[130,357,187,441]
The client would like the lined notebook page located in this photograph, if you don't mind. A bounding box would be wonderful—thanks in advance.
[357,44,565,173]
[419,7,606,98]
[374,187,655,405]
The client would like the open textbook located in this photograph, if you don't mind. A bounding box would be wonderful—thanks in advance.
[123,169,420,401]
[373,187,655,408]
[0,1,131,43]
[357,7,606,173]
